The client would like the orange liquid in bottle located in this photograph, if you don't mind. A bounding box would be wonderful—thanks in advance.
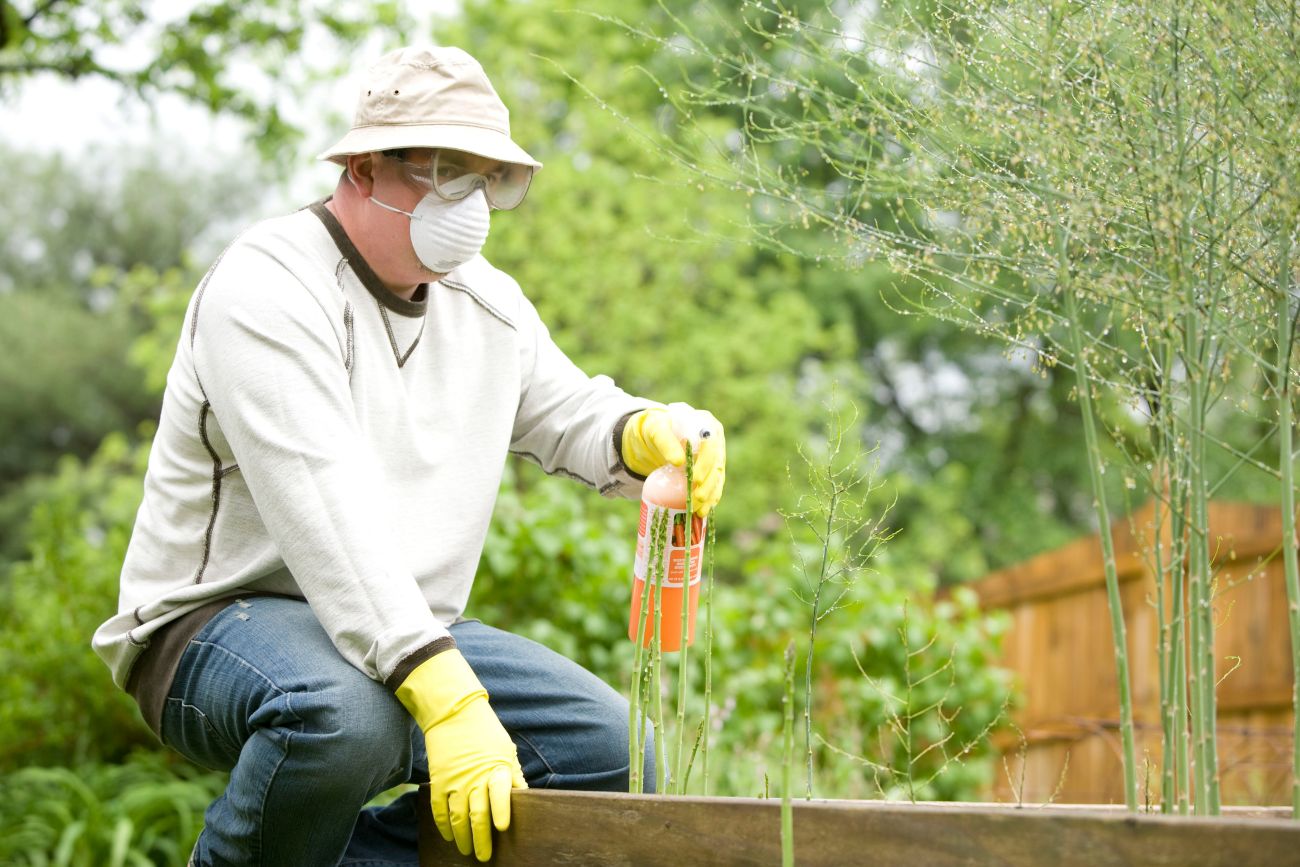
[629,464,705,651]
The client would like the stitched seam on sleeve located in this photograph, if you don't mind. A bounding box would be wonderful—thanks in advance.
[194,401,224,585]
[439,278,516,330]
[335,258,358,377]
[188,235,246,352]
[344,303,355,375]
[507,449,596,488]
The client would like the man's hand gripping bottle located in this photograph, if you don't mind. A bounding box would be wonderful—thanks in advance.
[628,405,712,652]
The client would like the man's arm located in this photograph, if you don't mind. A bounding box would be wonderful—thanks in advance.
[509,294,656,496]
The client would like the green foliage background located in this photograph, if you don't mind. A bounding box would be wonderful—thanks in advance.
[34,0,1290,855]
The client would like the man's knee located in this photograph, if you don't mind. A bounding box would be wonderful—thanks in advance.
[291,677,415,794]
[558,692,655,791]
[640,720,657,794]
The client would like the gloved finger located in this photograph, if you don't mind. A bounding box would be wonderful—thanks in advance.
[470,782,493,862]
[450,792,473,857]
[689,441,721,489]
[489,765,514,832]
[694,469,725,516]
[687,441,716,481]
[646,416,686,466]
[431,789,454,843]
[512,763,528,789]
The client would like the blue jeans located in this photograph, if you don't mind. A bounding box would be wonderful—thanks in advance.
[162,596,654,866]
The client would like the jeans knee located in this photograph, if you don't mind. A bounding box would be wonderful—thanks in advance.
[294,685,414,794]
[585,697,637,773]
[640,722,657,794]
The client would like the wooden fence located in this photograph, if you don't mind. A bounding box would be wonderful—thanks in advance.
[968,500,1296,806]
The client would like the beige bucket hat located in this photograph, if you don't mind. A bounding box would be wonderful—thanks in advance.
[318,46,541,169]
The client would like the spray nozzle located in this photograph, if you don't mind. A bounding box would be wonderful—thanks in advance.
[667,402,714,452]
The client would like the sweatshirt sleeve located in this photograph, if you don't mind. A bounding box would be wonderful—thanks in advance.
[510,294,656,498]
[189,242,450,686]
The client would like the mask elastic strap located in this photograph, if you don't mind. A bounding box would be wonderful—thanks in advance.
[346,167,418,220]
[368,195,419,221]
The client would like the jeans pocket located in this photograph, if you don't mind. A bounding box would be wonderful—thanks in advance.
[161,696,241,772]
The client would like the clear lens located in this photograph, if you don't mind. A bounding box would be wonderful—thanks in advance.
[412,150,532,210]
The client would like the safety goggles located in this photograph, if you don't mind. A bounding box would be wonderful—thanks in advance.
[393,150,534,210]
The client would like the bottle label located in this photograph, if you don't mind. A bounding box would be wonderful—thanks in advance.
[634,501,705,587]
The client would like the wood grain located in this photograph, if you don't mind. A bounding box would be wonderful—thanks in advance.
[416,788,1298,866]
[965,500,1297,805]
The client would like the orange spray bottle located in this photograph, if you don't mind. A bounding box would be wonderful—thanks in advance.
[628,405,712,652]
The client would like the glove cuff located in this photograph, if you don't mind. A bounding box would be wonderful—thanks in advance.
[612,410,648,481]
[395,648,489,731]
[622,408,669,477]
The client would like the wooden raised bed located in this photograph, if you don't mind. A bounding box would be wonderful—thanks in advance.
[416,788,1296,866]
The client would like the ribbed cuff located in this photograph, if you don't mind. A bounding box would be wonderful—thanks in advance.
[385,635,457,690]
[612,409,647,482]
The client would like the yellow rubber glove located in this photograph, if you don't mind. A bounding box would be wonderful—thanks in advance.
[622,407,727,515]
[395,649,527,862]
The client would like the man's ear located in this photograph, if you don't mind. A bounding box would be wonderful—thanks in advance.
[344,152,379,196]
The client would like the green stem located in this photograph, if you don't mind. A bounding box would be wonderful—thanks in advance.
[702,515,717,795]
[629,506,666,793]
[1155,327,1183,813]
[804,490,838,800]
[653,507,667,794]
[1171,470,1191,816]
[1063,254,1138,811]
[1275,237,1299,818]
[675,445,695,793]
[782,640,796,867]
[1153,460,1173,813]
[1184,274,1219,815]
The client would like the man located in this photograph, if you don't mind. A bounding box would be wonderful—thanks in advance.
[92,46,725,866]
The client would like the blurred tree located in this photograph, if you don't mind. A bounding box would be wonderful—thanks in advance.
[451,0,1102,583]
[0,141,256,301]
[0,143,253,565]
[0,0,410,159]
[442,0,865,585]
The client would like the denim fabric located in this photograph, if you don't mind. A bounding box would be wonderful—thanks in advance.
[163,596,655,866]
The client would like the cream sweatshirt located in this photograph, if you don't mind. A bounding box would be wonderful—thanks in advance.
[93,201,650,690]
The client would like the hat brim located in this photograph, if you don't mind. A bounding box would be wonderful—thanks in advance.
[318,122,542,169]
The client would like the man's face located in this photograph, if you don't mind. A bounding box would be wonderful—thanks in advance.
[358,148,516,283]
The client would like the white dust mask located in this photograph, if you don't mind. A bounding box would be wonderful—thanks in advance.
[366,185,491,274]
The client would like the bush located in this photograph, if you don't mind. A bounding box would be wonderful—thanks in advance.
[0,433,155,770]
[471,455,1014,800]
[0,751,223,866]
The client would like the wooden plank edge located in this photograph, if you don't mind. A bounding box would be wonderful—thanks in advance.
[417,787,1298,867]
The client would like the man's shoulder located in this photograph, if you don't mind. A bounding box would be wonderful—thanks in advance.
[437,255,529,331]
[234,204,332,259]
[197,205,344,318]
[210,205,338,289]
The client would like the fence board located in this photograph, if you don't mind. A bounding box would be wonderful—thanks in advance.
[968,500,1297,805]
[416,789,1298,866]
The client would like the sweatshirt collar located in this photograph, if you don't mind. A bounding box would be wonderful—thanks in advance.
[309,198,428,318]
